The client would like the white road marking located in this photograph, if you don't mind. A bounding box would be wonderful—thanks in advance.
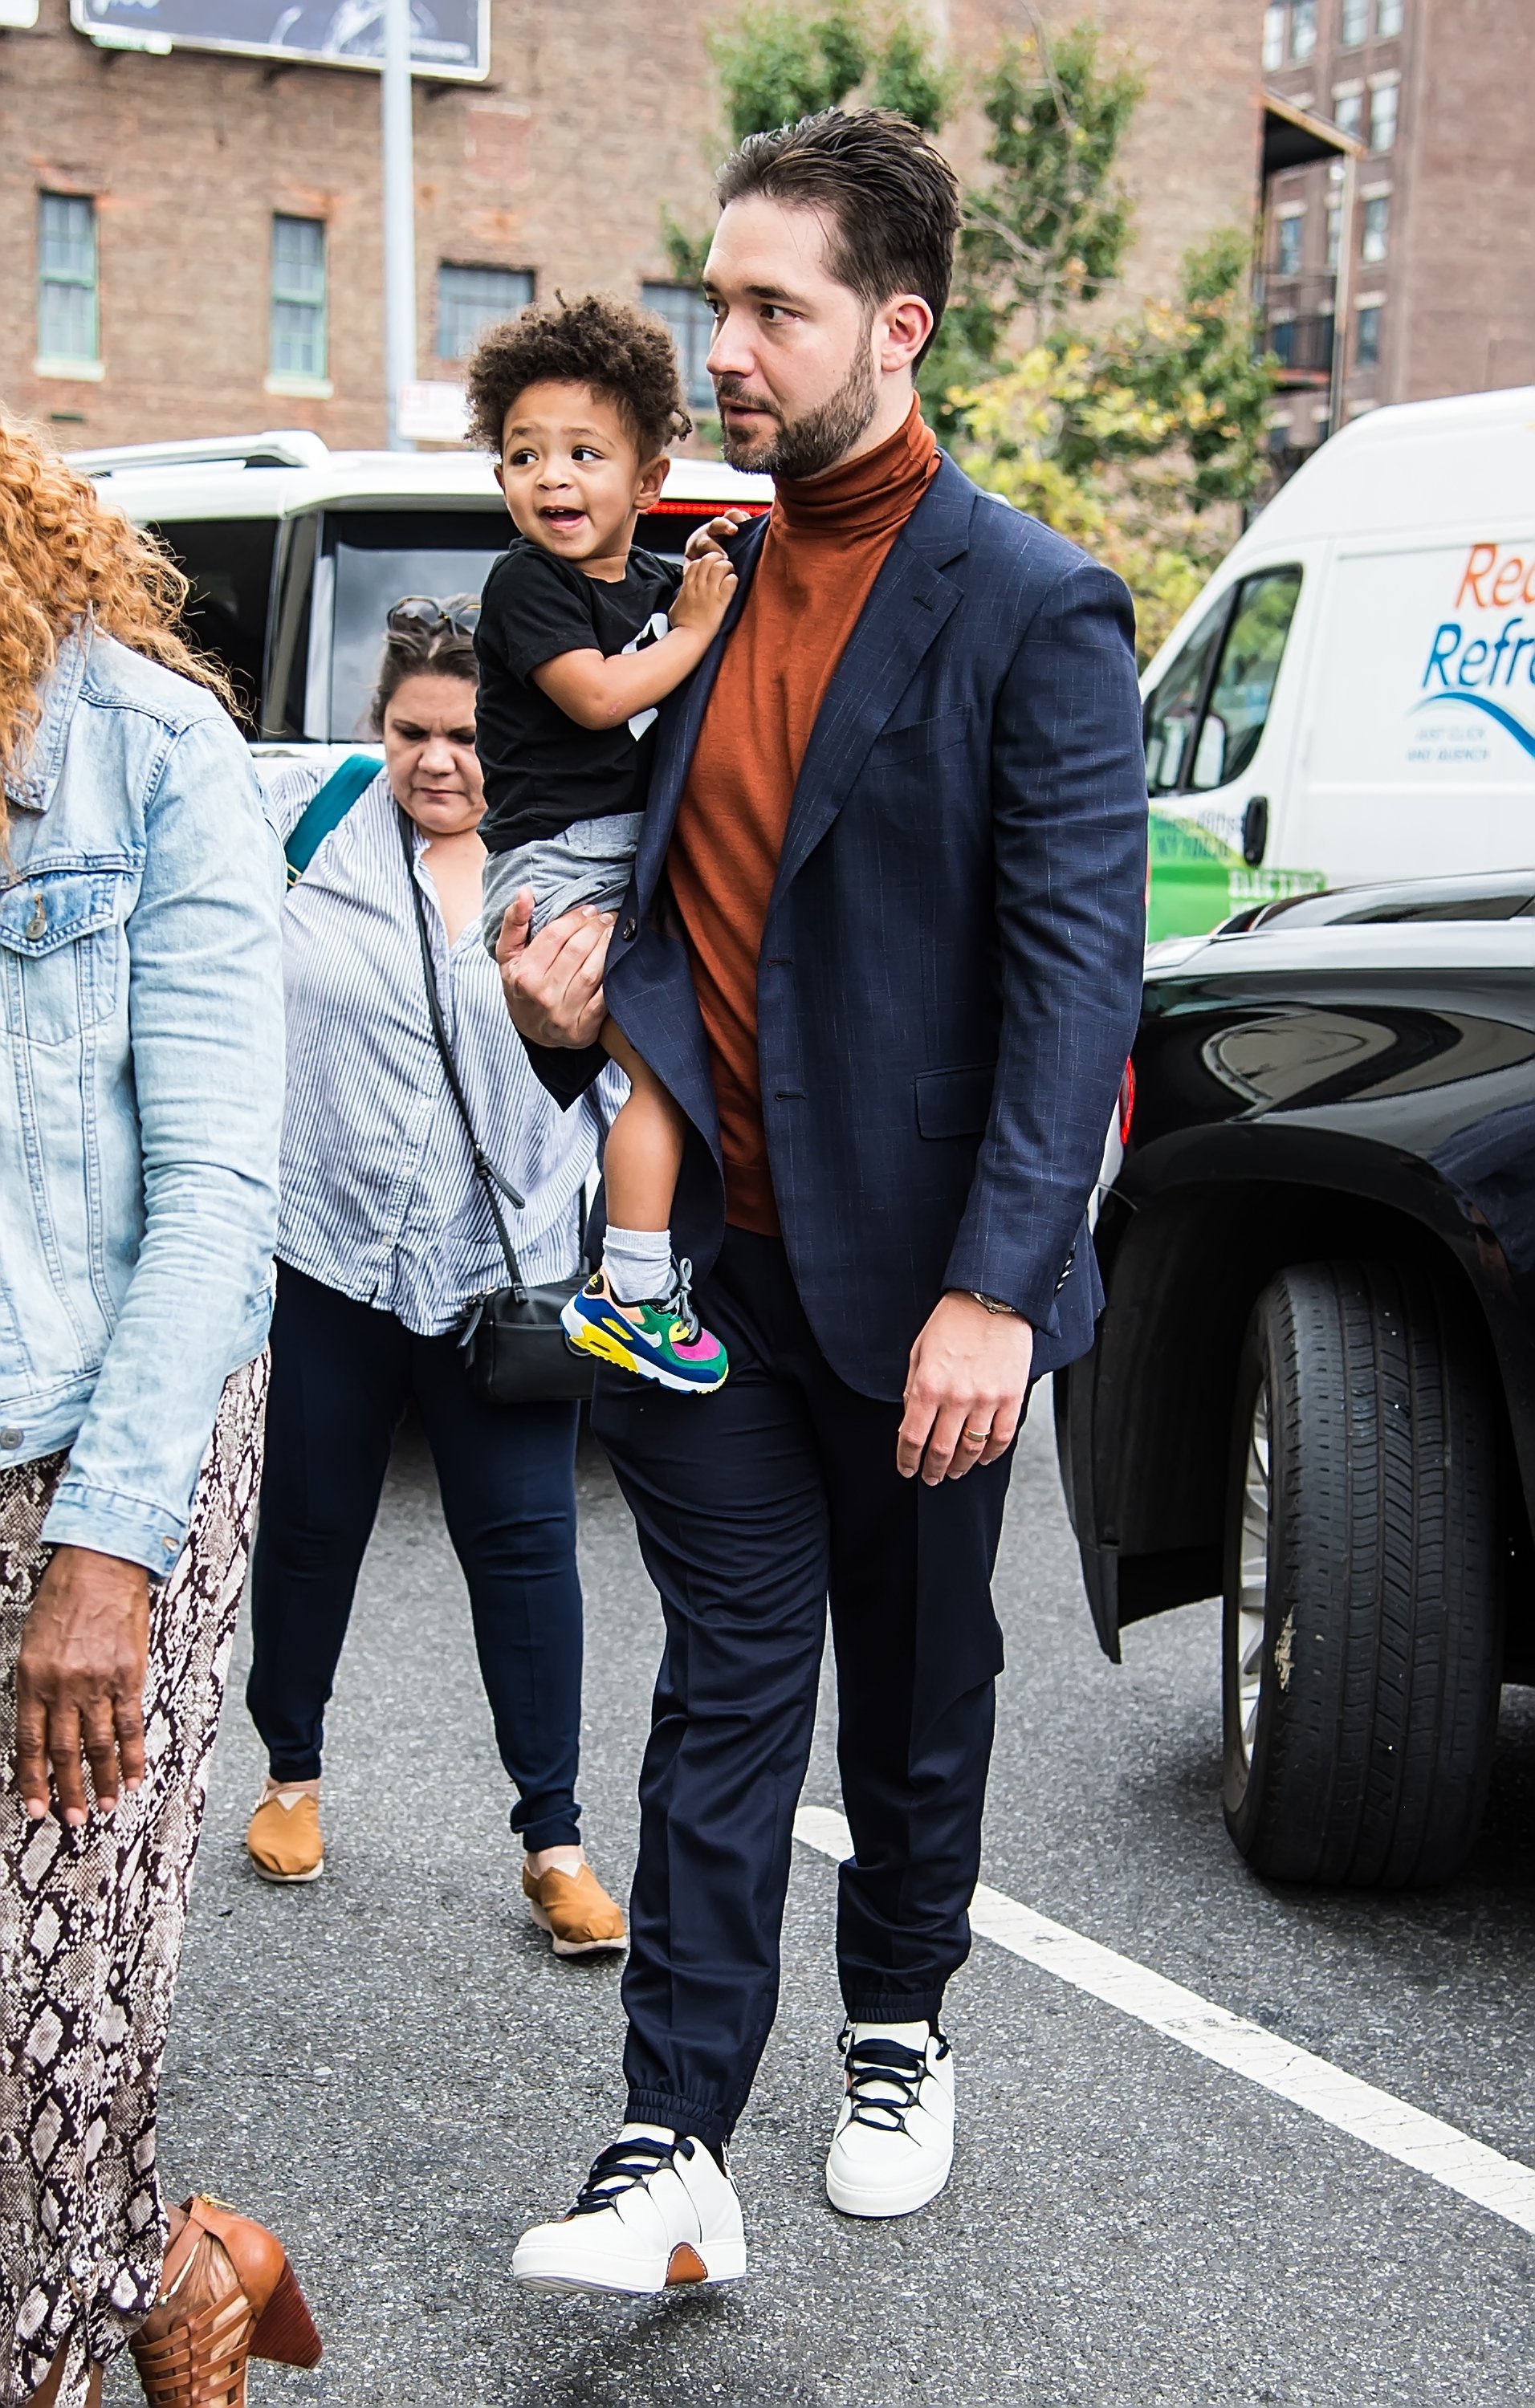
[792,1804,1535,2239]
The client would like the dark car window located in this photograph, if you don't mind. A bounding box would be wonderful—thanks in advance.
[325,508,508,741]
[1145,567,1303,799]
[149,517,277,730]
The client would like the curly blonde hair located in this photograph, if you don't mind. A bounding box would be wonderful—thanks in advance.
[0,413,233,818]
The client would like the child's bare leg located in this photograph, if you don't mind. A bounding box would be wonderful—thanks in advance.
[601,1020,686,1229]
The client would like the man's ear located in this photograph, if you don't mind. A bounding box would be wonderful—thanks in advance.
[877,293,934,379]
[634,453,670,511]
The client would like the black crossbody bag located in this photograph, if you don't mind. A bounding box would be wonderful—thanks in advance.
[398,809,594,1405]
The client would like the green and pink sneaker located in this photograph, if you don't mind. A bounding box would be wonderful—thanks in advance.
[560,1259,729,1394]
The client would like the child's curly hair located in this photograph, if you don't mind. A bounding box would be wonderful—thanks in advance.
[466,291,693,462]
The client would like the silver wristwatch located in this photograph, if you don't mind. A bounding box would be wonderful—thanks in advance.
[964,1290,1018,1316]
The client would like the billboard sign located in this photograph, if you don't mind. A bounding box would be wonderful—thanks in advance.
[70,0,488,79]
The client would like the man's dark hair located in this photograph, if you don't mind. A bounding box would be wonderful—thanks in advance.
[466,291,692,460]
[715,109,960,367]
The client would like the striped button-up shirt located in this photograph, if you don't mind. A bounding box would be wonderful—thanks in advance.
[266,760,621,1336]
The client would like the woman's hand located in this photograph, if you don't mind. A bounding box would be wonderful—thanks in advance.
[15,1547,150,1824]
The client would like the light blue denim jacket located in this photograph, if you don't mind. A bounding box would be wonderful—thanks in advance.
[0,627,284,1573]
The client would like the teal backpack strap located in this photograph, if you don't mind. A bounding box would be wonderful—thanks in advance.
[283,754,381,887]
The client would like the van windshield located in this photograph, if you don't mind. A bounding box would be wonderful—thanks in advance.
[1144,567,1303,799]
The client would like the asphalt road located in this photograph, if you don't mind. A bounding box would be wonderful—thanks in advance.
[115,1394,1535,2407]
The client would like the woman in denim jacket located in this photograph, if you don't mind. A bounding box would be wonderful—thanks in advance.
[0,421,319,2408]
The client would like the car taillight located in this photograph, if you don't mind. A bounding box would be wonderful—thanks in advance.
[1118,1058,1136,1146]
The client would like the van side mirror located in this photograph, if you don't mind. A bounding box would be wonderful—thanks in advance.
[1242,795,1269,867]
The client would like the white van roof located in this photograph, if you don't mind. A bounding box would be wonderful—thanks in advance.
[1248,384,1535,545]
[69,429,775,522]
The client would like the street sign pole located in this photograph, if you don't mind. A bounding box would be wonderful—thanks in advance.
[381,0,417,451]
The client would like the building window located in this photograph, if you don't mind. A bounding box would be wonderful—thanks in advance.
[1261,2,1286,69]
[37,193,99,366]
[1356,305,1382,368]
[1276,214,1305,277]
[1369,82,1398,150]
[1333,89,1363,137]
[1341,0,1369,42]
[437,264,532,362]
[1289,0,1317,61]
[1361,195,1390,262]
[270,215,327,383]
[641,282,715,415]
[1325,199,1343,270]
[1377,0,1403,34]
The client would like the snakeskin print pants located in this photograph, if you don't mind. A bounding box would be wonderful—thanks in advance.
[0,1356,267,2408]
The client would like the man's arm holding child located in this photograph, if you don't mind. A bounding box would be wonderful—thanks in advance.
[532,552,735,730]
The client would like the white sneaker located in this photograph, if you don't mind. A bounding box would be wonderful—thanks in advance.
[824,2022,955,2219]
[512,2124,747,2295]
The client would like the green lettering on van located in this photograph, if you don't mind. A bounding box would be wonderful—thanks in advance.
[1147,809,1325,942]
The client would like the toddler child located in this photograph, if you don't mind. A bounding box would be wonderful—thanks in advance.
[468,293,736,1393]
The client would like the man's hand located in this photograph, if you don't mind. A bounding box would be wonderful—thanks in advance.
[495,888,614,1051]
[15,1546,150,1824]
[683,509,754,563]
[898,1293,1034,1486]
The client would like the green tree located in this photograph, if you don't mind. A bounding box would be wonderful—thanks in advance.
[664,3,950,282]
[952,230,1275,661]
[918,20,1143,427]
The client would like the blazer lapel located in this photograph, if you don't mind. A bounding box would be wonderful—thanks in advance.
[633,514,768,914]
[772,453,978,900]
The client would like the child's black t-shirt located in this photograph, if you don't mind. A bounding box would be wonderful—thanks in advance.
[474,536,682,853]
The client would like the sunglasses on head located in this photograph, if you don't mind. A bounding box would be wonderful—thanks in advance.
[387,593,482,638]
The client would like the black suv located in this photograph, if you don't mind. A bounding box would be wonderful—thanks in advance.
[1057,870,1535,1887]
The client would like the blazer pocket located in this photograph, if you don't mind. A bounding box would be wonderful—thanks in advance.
[866,706,971,766]
[914,1062,996,1141]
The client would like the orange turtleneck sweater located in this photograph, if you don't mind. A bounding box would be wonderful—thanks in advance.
[667,397,939,1235]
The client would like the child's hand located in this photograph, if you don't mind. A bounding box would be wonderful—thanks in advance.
[683,509,754,563]
[670,551,739,638]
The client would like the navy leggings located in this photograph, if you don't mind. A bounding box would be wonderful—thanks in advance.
[246,1263,584,1850]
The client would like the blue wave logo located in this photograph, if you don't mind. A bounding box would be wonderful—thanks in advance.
[1411,690,1535,759]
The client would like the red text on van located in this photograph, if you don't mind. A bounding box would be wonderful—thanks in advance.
[1456,544,1535,609]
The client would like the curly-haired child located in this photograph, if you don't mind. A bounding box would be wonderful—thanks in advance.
[468,292,736,1393]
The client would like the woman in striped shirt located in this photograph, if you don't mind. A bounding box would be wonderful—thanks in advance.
[245,599,626,1959]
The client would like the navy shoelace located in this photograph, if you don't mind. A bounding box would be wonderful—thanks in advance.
[837,2028,949,2133]
[569,2132,694,2217]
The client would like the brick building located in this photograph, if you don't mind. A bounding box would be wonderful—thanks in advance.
[2,0,1261,450]
[1259,0,1535,470]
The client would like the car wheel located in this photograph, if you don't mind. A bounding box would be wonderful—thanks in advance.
[1222,1260,1501,1886]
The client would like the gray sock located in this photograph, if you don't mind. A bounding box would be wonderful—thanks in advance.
[602,1224,674,1306]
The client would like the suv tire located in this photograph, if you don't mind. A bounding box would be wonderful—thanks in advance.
[1222,1260,1500,1886]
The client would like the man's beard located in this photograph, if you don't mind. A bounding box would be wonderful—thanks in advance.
[715,344,879,481]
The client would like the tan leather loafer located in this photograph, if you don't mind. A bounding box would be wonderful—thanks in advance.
[246,1788,324,1884]
[523,1861,627,1956]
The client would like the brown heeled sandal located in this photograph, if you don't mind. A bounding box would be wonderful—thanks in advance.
[129,2194,321,2407]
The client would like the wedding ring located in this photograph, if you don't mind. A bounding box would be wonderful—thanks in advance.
[963,1426,989,1443]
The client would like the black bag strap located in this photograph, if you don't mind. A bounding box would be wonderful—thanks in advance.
[397,807,527,1301]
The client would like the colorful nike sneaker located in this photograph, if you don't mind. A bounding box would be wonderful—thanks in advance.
[560,1259,729,1393]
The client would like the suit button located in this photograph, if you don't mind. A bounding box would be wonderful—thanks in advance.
[621,917,637,942]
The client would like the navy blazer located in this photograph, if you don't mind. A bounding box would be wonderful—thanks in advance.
[528,451,1146,1401]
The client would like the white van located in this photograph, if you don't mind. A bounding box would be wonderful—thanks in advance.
[1139,384,1535,940]
[73,429,772,763]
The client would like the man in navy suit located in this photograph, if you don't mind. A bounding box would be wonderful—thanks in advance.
[500,110,1146,2293]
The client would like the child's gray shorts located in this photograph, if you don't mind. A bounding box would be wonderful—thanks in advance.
[480,812,642,957]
